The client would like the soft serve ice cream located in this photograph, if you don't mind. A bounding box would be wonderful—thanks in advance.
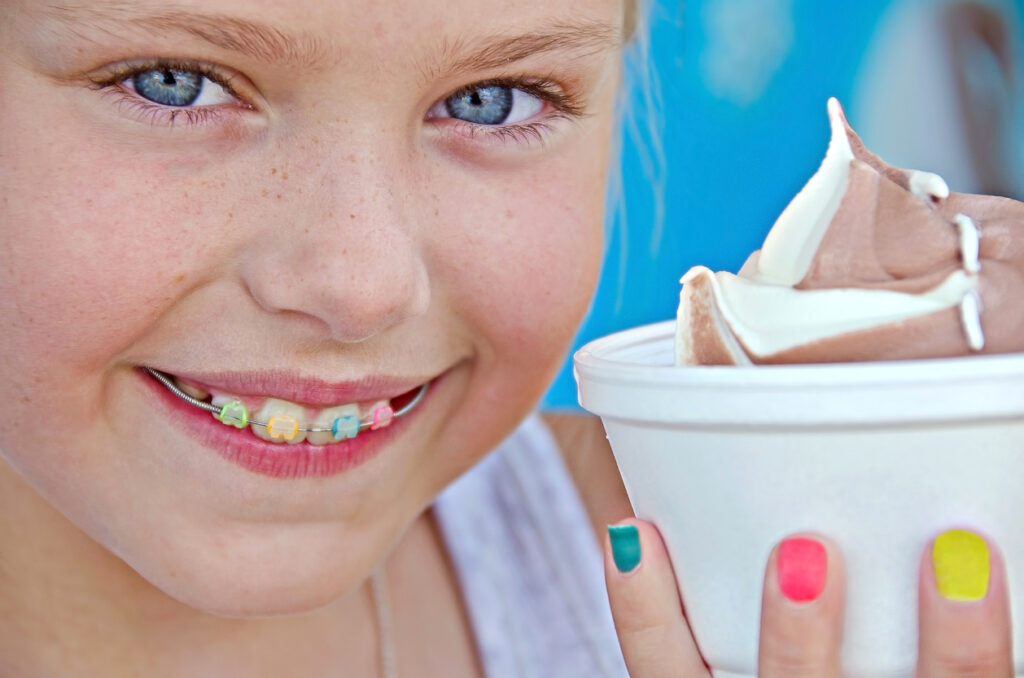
[677,98,1024,365]
[577,99,1024,678]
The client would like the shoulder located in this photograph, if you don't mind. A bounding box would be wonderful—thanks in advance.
[540,413,633,542]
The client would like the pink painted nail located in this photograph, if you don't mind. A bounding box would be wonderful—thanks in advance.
[777,537,827,602]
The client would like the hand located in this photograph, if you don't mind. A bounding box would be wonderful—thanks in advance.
[604,520,1013,677]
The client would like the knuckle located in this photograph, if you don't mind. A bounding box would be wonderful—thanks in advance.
[759,640,833,678]
[618,624,677,659]
[932,642,1009,676]
[618,615,674,640]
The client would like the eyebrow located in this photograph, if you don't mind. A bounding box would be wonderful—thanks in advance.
[44,3,330,68]
[423,22,622,81]
[43,3,621,75]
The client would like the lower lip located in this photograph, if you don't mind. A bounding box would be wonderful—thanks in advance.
[138,367,435,479]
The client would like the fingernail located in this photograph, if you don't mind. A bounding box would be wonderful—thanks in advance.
[933,528,989,601]
[608,524,641,573]
[777,537,827,602]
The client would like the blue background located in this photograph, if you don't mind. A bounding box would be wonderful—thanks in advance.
[543,0,1023,410]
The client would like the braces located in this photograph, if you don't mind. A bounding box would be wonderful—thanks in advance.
[145,367,428,441]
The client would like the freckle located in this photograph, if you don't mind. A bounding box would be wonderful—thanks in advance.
[271,167,277,174]
[349,213,355,219]
[276,193,282,199]
[174,273,185,283]
[261,189,269,197]
[282,172,288,180]
[347,154,356,163]
[227,211,233,219]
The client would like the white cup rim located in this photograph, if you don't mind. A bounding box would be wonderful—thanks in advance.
[574,320,1024,426]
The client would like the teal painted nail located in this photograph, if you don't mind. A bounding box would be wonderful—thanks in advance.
[608,525,641,573]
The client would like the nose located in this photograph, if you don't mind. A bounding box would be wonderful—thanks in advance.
[238,152,430,344]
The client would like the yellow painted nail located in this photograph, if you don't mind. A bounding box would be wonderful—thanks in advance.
[932,529,989,601]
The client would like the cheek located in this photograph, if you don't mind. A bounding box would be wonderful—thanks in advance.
[0,147,210,492]
[495,188,603,350]
[2,168,185,360]
[407,146,610,498]
[431,149,608,370]
[0,96,238,400]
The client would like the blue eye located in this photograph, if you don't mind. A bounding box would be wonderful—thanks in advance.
[125,67,237,108]
[446,85,513,125]
[132,68,202,106]
[433,83,544,126]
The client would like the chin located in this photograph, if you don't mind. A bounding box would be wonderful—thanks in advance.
[122,532,376,618]
[150,561,361,618]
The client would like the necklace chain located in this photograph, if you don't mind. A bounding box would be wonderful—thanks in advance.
[370,568,398,678]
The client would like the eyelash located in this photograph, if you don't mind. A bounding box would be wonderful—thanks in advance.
[436,77,585,146]
[89,59,244,127]
[88,59,586,145]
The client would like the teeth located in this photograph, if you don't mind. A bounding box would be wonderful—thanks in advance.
[307,403,361,445]
[252,398,307,444]
[174,376,210,400]
[201,388,400,445]
[211,394,235,408]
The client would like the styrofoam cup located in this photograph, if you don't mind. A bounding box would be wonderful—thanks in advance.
[574,320,1024,677]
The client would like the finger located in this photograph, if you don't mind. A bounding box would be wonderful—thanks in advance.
[758,534,844,678]
[917,528,1013,678]
[604,519,710,678]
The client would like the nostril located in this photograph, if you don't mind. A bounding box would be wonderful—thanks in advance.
[238,246,430,344]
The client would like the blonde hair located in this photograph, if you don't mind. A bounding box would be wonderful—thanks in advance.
[624,0,640,42]
[607,0,666,310]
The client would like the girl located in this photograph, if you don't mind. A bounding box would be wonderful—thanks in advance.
[0,0,1014,675]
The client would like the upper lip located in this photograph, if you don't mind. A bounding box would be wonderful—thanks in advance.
[150,368,433,407]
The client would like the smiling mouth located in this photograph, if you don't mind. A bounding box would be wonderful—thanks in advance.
[144,367,428,446]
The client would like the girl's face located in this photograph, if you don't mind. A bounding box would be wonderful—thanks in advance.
[0,0,622,614]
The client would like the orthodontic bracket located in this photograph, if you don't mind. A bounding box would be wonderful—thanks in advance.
[145,367,427,441]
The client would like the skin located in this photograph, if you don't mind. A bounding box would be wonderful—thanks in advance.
[0,0,622,674]
[5,0,1013,675]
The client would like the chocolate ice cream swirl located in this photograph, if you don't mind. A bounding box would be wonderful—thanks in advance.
[676,99,1024,365]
